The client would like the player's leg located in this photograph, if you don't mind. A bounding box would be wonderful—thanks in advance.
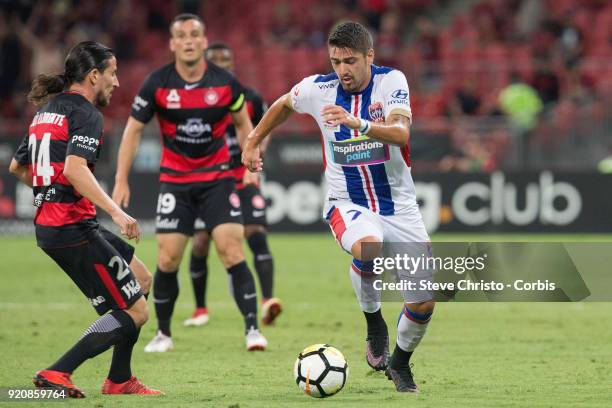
[184,227,211,327]
[240,184,281,325]
[145,184,194,352]
[212,223,267,350]
[35,234,160,397]
[201,180,266,350]
[144,232,189,352]
[327,203,388,370]
[381,216,435,392]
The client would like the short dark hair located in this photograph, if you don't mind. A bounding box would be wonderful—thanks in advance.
[328,21,373,55]
[169,13,205,33]
[205,42,231,59]
[27,41,114,106]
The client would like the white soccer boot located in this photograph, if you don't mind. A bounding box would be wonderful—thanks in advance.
[245,327,268,351]
[144,330,174,353]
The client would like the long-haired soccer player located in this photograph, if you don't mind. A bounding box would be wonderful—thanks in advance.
[242,22,435,392]
[9,41,161,397]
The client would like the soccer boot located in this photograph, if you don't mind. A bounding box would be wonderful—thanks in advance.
[246,327,267,351]
[33,369,85,398]
[143,330,174,353]
[365,334,389,371]
[385,363,419,393]
[102,376,163,395]
[261,297,283,325]
[183,307,209,327]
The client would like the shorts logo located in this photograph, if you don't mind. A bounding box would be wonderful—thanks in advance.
[204,90,219,105]
[229,192,241,208]
[252,210,265,218]
[194,218,206,229]
[368,102,384,123]
[89,296,106,307]
[391,89,408,99]
[230,209,242,217]
[121,279,141,300]
[252,195,266,210]
[156,216,179,229]
[167,89,181,109]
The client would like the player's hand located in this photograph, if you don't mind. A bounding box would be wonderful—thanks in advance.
[242,137,263,172]
[111,208,141,243]
[322,105,361,129]
[111,180,130,208]
[242,169,259,186]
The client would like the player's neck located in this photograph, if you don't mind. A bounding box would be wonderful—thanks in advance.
[66,85,95,105]
[175,58,207,83]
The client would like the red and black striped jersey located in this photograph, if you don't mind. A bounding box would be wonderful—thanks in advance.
[130,62,245,184]
[13,92,104,248]
[226,86,267,188]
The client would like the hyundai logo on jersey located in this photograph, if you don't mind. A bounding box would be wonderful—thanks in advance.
[329,136,390,166]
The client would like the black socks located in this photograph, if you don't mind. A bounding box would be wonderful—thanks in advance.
[390,343,413,368]
[227,261,258,332]
[364,309,388,338]
[49,310,137,373]
[247,232,274,299]
[153,268,179,336]
[189,255,208,309]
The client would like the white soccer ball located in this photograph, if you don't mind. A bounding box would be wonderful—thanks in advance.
[293,344,349,398]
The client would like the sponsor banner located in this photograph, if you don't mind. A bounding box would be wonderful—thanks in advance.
[1,170,610,233]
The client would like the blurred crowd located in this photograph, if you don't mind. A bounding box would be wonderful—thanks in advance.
[1,0,610,171]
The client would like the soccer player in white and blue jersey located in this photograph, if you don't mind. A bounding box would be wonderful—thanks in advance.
[243,22,435,392]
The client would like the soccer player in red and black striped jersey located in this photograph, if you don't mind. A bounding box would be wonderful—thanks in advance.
[184,43,282,329]
[9,41,161,397]
[111,14,267,352]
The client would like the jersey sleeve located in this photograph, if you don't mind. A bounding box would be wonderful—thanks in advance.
[130,73,157,123]
[228,76,245,113]
[380,70,412,123]
[13,134,29,166]
[289,75,318,115]
[65,107,104,162]
[250,92,267,126]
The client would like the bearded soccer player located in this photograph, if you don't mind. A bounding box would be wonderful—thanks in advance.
[112,14,267,352]
[183,42,282,328]
[9,41,161,397]
[243,22,435,392]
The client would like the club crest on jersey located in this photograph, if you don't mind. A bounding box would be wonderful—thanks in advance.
[229,192,241,208]
[166,89,181,109]
[204,89,219,105]
[368,102,384,123]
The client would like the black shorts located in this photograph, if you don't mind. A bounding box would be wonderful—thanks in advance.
[42,226,141,315]
[156,179,243,235]
[237,184,267,227]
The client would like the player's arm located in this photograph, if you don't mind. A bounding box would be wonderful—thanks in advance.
[321,106,410,146]
[64,155,140,242]
[8,159,32,187]
[230,103,254,149]
[112,116,146,208]
[9,134,32,187]
[242,93,294,172]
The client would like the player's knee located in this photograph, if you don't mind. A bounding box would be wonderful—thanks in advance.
[158,251,182,271]
[191,232,210,258]
[217,241,245,267]
[129,257,152,294]
[351,236,382,261]
[244,224,266,239]
[126,297,149,327]
[405,300,435,320]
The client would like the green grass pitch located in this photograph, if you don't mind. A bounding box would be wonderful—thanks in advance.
[1,233,611,407]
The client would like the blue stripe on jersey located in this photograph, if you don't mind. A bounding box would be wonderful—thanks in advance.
[315,72,339,83]
[361,66,395,215]
[335,86,368,207]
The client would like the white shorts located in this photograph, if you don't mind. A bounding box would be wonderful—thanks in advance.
[326,201,433,303]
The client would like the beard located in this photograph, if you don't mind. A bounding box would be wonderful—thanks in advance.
[95,91,110,107]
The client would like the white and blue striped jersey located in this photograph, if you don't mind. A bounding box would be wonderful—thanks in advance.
[290,65,420,219]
